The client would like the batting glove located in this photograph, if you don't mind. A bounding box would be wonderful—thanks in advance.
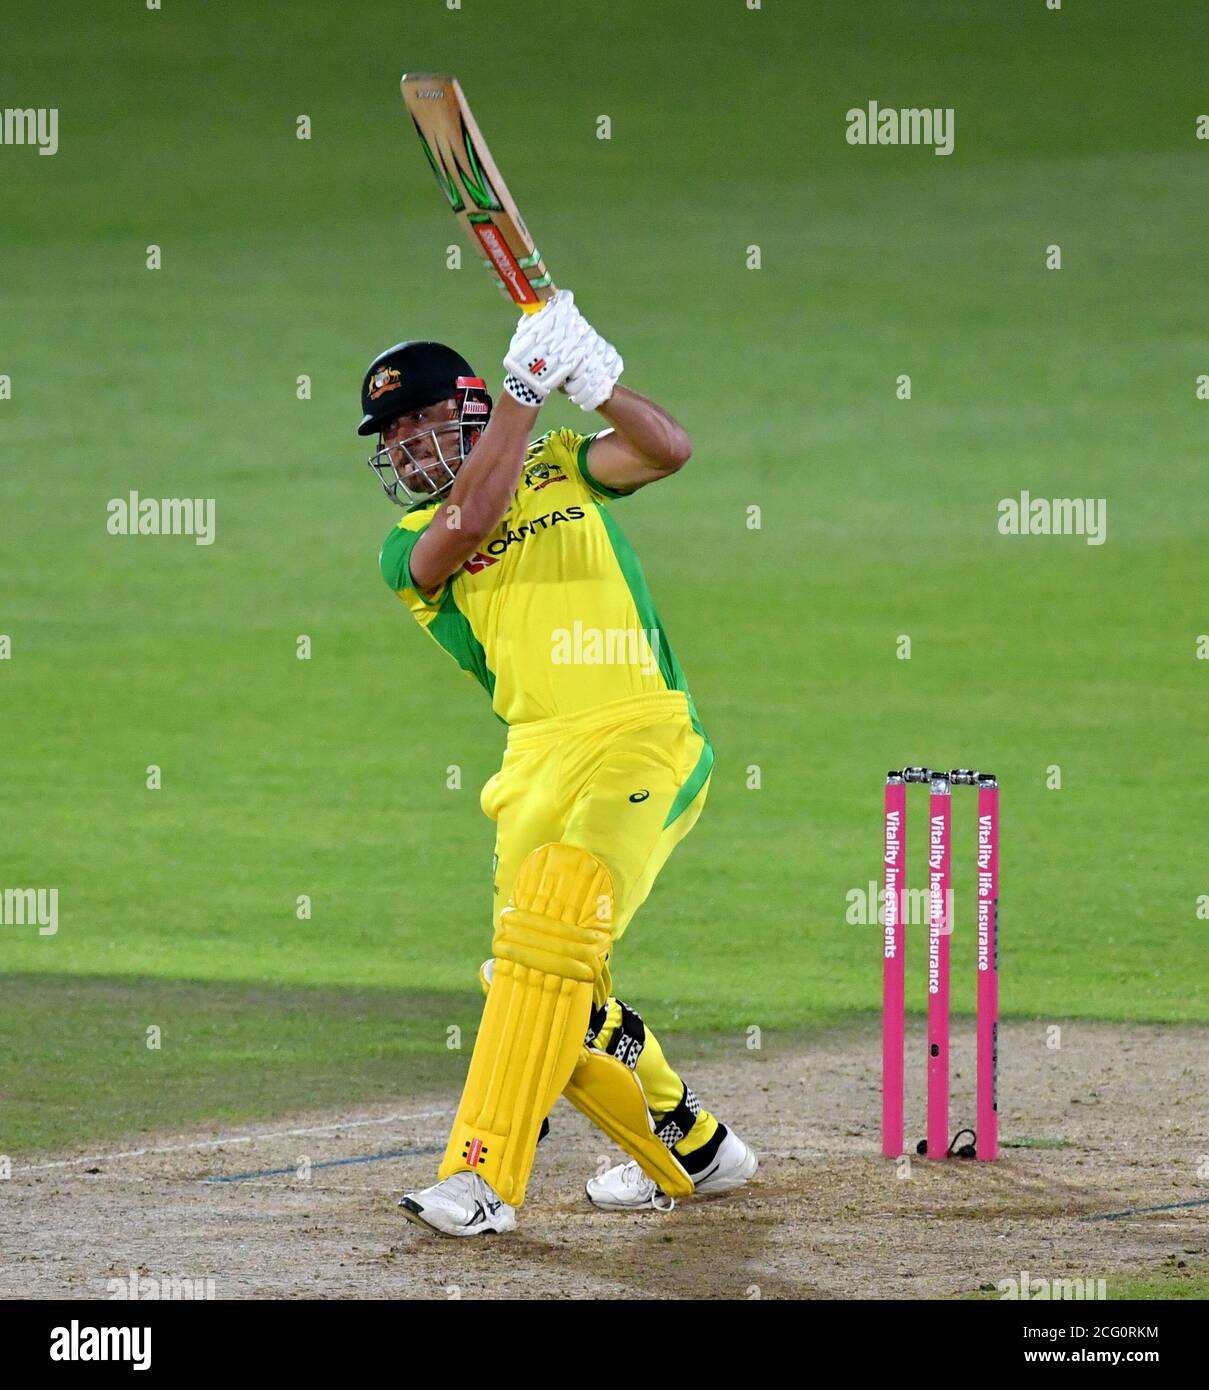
[563,329,623,411]
[502,289,592,405]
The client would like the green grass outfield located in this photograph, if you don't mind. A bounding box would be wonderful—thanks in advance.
[2,1,1206,1152]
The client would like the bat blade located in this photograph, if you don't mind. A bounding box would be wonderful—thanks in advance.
[401,73,555,313]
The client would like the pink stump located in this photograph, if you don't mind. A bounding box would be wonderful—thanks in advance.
[927,775,952,1158]
[976,779,1000,1160]
[882,775,906,1157]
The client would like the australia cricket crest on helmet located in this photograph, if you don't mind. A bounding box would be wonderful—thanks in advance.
[368,365,403,400]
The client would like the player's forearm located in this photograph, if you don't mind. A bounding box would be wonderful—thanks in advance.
[448,392,539,538]
[595,385,692,471]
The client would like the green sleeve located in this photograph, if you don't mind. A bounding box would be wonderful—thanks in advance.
[379,519,445,605]
[575,432,638,501]
[380,523,420,590]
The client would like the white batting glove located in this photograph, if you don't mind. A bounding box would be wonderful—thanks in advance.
[563,329,623,411]
[502,289,591,405]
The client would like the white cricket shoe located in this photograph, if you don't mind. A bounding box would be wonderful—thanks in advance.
[585,1128,758,1210]
[398,1171,517,1237]
[585,1159,676,1212]
[692,1128,759,1194]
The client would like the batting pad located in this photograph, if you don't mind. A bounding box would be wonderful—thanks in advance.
[564,1047,694,1197]
[440,842,613,1207]
[475,960,695,1198]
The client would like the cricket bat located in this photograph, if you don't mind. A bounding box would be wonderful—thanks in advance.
[401,73,555,315]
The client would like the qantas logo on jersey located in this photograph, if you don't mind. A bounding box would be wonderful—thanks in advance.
[481,505,586,558]
[462,551,498,574]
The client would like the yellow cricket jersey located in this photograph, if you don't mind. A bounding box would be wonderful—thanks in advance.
[379,427,708,738]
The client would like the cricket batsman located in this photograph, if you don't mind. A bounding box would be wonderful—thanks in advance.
[361,290,756,1235]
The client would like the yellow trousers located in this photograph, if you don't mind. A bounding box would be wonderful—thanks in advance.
[480,690,719,1158]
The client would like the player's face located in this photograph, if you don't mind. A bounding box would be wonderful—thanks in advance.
[368,391,488,508]
[380,397,461,492]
